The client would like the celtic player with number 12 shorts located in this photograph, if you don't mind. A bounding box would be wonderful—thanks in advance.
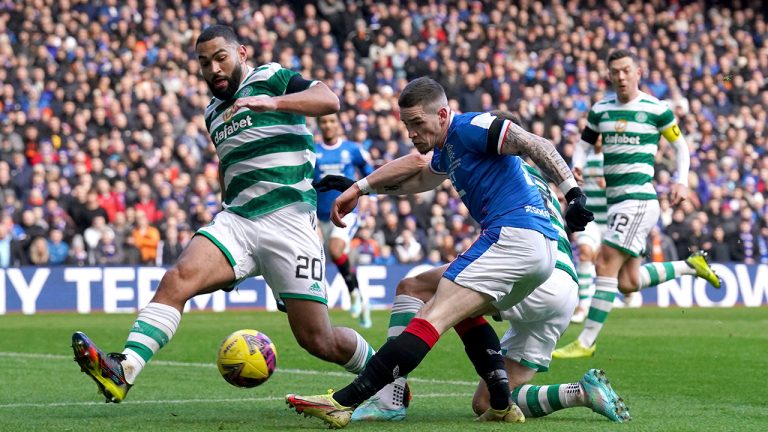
[554,49,721,359]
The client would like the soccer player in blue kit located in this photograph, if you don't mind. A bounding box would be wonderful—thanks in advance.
[314,113,375,328]
[286,77,593,428]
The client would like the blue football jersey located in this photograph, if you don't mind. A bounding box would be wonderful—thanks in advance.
[429,112,557,239]
[314,139,374,221]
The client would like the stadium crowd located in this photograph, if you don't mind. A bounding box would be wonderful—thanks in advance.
[0,0,766,268]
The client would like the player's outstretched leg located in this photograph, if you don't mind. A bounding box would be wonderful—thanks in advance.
[637,251,721,290]
[71,332,131,403]
[286,390,354,429]
[580,369,631,422]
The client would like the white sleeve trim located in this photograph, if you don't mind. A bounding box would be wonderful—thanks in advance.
[497,120,511,155]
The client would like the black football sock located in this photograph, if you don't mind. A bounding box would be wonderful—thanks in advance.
[334,318,439,407]
[455,316,510,410]
[334,254,359,294]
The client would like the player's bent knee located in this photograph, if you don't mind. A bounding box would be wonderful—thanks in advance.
[396,277,417,296]
[295,331,336,361]
[618,285,636,294]
[618,273,640,293]
[153,267,192,304]
[396,276,435,302]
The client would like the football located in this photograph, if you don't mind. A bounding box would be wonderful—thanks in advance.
[216,329,277,388]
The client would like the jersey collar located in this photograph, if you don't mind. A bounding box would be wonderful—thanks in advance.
[320,137,343,150]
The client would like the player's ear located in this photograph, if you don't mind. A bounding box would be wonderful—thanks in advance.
[237,44,247,63]
[437,106,449,124]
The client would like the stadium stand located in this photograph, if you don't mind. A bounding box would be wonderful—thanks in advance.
[0,0,765,266]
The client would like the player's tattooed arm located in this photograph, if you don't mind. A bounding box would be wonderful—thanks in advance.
[356,153,445,196]
[499,121,575,185]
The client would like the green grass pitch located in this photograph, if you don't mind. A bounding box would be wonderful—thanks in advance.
[1,308,766,431]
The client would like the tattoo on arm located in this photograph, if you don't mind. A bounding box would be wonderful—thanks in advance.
[501,122,573,184]
[382,184,402,192]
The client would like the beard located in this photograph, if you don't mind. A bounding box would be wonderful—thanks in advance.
[207,63,244,100]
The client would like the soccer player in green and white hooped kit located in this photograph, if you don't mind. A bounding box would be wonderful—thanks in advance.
[71,25,376,403]
[553,49,722,359]
[570,141,608,324]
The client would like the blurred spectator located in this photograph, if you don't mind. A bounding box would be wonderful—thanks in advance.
[667,209,692,258]
[646,226,679,262]
[70,190,108,235]
[132,211,160,265]
[84,216,112,253]
[350,226,380,266]
[380,212,402,248]
[134,184,163,225]
[374,244,398,266]
[403,216,428,253]
[688,218,709,253]
[161,225,184,265]
[95,230,125,266]
[123,235,142,266]
[758,226,768,265]
[395,229,423,264]
[424,249,444,266]
[0,223,23,267]
[28,237,49,266]
[67,235,90,267]
[47,229,70,265]
[734,220,759,264]
[706,226,739,262]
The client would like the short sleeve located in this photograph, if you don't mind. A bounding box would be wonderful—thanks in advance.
[265,63,300,95]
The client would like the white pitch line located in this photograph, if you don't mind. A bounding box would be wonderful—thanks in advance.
[0,351,478,386]
[0,394,469,409]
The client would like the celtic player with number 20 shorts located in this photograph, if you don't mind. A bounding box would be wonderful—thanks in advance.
[70,25,375,403]
[553,49,721,359]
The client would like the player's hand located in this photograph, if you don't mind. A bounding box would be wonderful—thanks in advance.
[572,167,584,185]
[564,187,594,232]
[230,95,277,114]
[596,176,606,189]
[670,183,688,206]
[331,186,362,227]
[313,175,355,192]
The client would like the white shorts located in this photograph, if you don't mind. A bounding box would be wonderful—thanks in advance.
[319,213,359,252]
[497,269,578,371]
[574,220,607,251]
[443,227,557,311]
[603,199,660,257]
[195,205,329,304]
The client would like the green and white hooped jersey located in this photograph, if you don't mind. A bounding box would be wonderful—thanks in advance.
[583,151,607,226]
[522,162,578,284]
[586,91,675,205]
[204,63,316,220]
